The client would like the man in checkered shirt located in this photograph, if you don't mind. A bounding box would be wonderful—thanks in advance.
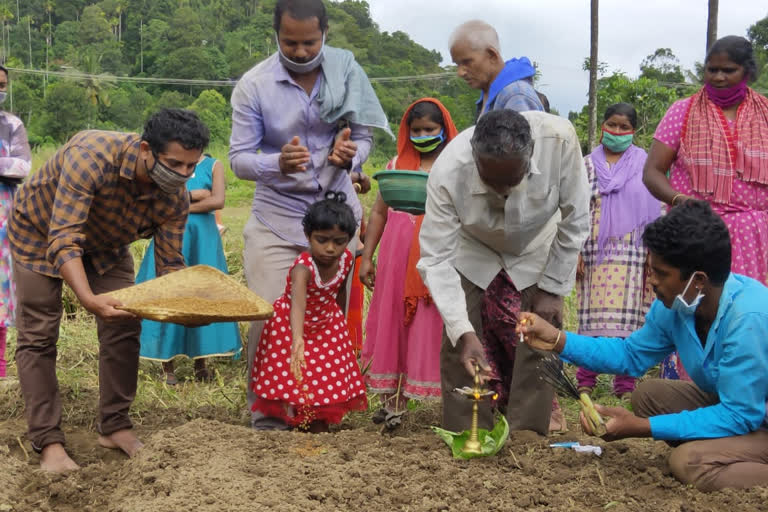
[9,108,209,472]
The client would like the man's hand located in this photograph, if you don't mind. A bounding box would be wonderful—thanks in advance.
[521,285,564,327]
[328,128,358,169]
[580,404,651,441]
[576,254,585,281]
[351,171,371,194]
[359,256,376,290]
[82,294,136,322]
[458,332,492,381]
[279,136,311,174]
[290,336,306,381]
[516,312,563,352]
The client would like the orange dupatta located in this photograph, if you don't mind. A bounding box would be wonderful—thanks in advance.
[396,98,459,324]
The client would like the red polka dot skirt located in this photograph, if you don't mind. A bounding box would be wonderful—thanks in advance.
[251,250,367,426]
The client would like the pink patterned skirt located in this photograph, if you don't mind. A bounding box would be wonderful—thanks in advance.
[361,210,442,400]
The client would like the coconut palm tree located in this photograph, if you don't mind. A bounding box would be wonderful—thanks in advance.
[587,0,599,149]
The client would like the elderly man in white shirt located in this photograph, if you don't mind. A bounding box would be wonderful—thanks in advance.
[417,109,590,434]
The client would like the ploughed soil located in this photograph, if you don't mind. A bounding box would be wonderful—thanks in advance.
[1,400,767,512]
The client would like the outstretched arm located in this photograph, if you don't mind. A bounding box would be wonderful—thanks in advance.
[290,264,311,380]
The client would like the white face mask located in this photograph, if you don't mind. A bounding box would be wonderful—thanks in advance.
[276,33,325,74]
[0,91,6,105]
[671,273,705,316]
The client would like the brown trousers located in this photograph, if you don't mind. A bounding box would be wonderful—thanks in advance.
[14,254,141,451]
[440,273,554,435]
[632,379,768,491]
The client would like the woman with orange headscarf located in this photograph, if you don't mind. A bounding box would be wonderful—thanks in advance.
[359,99,458,426]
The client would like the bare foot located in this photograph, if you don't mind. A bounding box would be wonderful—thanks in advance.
[40,443,80,472]
[98,429,144,457]
[548,408,568,433]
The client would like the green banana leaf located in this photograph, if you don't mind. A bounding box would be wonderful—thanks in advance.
[431,414,509,459]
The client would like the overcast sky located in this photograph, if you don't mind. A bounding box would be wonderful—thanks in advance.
[368,1,768,115]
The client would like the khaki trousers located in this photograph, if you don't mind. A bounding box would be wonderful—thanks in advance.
[440,273,554,435]
[242,214,357,428]
[14,255,141,451]
[632,379,768,491]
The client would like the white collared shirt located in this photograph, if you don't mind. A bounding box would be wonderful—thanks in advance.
[417,111,590,345]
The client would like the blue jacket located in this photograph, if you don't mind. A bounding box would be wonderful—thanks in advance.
[476,57,543,119]
[563,273,768,441]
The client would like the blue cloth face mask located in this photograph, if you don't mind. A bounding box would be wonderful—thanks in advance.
[671,273,704,316]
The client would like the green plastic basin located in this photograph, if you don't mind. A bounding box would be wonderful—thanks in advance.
[372,170,429,215]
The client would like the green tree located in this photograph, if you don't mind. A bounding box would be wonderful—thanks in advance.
[52,20,79,60]
[151,90,192,112]
[748,15,768,95]
[142,19,170,75]
[105,86,154,130]
[41,80,95,141]
[167,7,203,48]
[79,5,112,46]
[158,46,229,81]
[748,15,768,50]
[188,89,231,144]
[640,48,685,84]
[7,79,41,126]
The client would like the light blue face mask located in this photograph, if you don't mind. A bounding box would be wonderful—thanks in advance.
[671,273,704,316]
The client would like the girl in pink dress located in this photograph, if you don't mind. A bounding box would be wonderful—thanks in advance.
[251,193,367,432]
[359,99,459,425]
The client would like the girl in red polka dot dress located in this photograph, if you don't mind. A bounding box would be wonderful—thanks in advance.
[251,192,367,432]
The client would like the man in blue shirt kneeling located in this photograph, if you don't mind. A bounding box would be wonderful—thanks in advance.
[518,200,768,492]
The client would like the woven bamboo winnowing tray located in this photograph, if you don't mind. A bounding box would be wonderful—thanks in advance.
[107,265,274,324]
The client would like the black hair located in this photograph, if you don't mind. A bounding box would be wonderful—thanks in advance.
[407,101,445,128]
[302,191,356,238]
[643,200,731,286]
[706,35,758,82]
[274,0,328,33]
[470,109,532,158]
[603,103,637,129]
[141,108,210,154]
[0,65,7,78]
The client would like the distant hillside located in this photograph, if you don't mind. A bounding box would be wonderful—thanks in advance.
[3,0,478,161]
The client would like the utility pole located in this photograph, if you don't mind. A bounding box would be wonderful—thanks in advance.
[706,0,719,54]
[587,0,599,150]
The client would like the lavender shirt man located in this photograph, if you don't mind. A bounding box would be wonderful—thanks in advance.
[230,0,388,429]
